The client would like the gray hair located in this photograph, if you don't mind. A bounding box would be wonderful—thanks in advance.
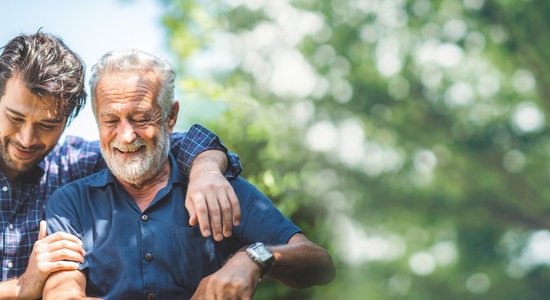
[89,49,175,119]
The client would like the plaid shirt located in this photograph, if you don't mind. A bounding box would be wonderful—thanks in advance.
[0,124,241,280]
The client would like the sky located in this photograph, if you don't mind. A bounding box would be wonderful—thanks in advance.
[0,0,170,141]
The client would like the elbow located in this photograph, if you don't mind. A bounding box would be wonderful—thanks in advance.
[317,253,336,286]
[308,251,336,287]
[290,251,336,289]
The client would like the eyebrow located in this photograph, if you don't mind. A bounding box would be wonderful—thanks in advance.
[7,108,64,124]
[99,111,118,118]
[99,108,151,118]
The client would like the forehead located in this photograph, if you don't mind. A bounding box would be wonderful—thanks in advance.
[94,71,161,112]
[0,76,62,121]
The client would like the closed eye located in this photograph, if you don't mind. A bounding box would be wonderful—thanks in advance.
[102,119,118,126]
[39,123,57,130]
[134,119,148,125]
[7,114,24,124]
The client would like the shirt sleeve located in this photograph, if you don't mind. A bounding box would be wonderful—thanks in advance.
[45,186,83,238]
[170,124,242,179]
[230,177,302,245]
[43,136,106,185]
[45,185,89,270]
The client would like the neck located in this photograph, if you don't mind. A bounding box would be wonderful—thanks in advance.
[0,160,22,185]
[118,160,171,211]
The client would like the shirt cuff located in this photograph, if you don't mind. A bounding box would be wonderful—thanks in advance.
[183,124,243,179]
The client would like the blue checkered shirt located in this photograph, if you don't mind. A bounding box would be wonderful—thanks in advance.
[0,124,241,280]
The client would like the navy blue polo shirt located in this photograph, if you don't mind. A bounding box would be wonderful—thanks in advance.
[45,154,301,299]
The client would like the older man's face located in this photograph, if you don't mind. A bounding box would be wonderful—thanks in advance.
[94,71,175,186]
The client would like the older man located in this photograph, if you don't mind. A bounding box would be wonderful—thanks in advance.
[0,33,242,299]
[44,49,335,299]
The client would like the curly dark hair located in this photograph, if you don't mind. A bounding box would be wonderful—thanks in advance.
[0,32,86,124]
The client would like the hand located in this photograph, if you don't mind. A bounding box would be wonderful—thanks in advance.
[191,251,261,300]
[18,220,85,299]
[186,152,241,242]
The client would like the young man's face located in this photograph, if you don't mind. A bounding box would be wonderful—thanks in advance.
[94,71,177,186]
[0,76,66,178]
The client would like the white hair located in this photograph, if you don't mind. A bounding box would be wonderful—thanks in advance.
[89,49,175,119]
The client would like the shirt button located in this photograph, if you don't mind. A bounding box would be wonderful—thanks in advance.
[2,186,7,192]
[8,224,14,230]
[146,292,156,300]
[141,214,149,221]
[7,261,13,269]
[145,253,153,262]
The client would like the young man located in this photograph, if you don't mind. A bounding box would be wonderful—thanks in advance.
[44,49,335,299]
[0,33,242,299]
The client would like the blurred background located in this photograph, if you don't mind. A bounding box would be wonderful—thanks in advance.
[3,0,550,299]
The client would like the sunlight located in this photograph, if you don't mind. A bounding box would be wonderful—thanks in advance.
[511,102,545,133]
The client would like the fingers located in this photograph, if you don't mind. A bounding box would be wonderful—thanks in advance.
[205,191,223,242]
[43,260,80,274]
[41,231,84,246]
[48,238,86,257]
[217,191,233,238]
[48,247,85,263]
[34,233,86,264]
[38,220,48,240]
[30,232,85,279]
[227,187,240,227]
[185,176,241,242]
[192,193,212,238]
[185,194,198,226]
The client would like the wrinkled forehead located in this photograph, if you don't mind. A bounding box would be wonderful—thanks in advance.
[93,71,162,112]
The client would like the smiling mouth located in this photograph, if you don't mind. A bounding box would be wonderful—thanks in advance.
[10,144,41,160]
[114,146,145,154]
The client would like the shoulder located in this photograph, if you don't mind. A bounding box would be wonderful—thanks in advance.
[45,135,100,165]
[229,177,262,199]
[228,176,274,211]
[229,176,302,245]
[52,135,99,153]
[169,131,189,142]
[229,176,258,202]
[48,170,109,203]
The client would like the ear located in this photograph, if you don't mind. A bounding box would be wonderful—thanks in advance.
[167,101,179,132]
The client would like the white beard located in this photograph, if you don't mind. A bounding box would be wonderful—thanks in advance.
[101,126,171,186]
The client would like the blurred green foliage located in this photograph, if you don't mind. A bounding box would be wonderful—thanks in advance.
[160,0,550,298]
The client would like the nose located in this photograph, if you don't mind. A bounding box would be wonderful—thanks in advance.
[117,119,137,144]
[16,123,39,148]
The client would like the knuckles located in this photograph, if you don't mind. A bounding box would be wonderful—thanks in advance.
[208,276,250,295]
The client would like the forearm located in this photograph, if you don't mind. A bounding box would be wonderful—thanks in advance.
[266,234,336,288]
[43,270,96,300]
[0,273,49,300]
[191,150,228,176]
[195,234,334,299]
[0,278,24,300]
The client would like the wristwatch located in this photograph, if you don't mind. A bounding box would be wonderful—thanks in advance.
[245,242,274,276]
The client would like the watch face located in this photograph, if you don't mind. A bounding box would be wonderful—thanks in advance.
[254,245,273,261]
[248,243,274,266]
